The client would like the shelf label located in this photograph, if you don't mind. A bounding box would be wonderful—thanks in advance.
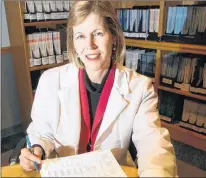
[34,58,42,66]
[63,51,69,61]
[190,87,197,93]
[37,13,44,21]
[197,88,206,95]
[42,56,49,65]
[174,82,181,89]
[201,128,206,134]
[44,13,51,20]
[123,32,149,38]
[162,78,172,85]
[29,14,37,20]
[174,83,181,89]
[29,58,34,67]
[49,55,56,64]
[196,116,205,127]
[180,83,190,92]
[24,14,30,20]
[56,55,63,63]
[160,115,172,122]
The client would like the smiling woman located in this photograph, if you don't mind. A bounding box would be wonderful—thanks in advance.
[19,1,178,177]
[73,13,114,83]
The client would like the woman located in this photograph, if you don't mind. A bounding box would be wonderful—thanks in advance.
[20,1,177,177]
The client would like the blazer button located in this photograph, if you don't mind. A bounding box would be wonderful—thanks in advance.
[87,142,91,152]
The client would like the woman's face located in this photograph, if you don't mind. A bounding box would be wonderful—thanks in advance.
[73,13,115,71]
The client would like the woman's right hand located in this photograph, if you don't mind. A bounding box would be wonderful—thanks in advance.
[19,147,42,171]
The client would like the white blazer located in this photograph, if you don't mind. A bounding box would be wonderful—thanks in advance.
[27,63,177,177]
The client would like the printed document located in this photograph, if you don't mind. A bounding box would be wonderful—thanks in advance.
[40,149,127,177]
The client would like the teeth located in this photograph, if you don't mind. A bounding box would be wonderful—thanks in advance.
[86,54,99,58]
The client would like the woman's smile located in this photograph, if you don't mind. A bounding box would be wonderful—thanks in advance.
[85,53,101,60]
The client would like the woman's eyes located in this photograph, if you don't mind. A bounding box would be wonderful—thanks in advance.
[75,32,104,40]
[94,32,104,36]
[76,35,84,40]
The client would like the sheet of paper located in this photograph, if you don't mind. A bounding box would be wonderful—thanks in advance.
[40,149,127,177]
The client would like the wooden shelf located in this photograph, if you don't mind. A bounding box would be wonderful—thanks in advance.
[158,85,206,101]
[161,121,206,151]
[24,20,67,27]
[30,61,68,71]
[125,39,206,55]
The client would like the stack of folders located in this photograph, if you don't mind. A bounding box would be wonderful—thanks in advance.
[161,52,206,95]
[27,30,69,67]
[164,5,206,44]
[116,7,160,40]
[24,1,72,22]
[125,47,156,82]
[180,99,206,135]
[159,91,183,123]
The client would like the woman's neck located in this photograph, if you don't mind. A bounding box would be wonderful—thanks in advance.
[85,68,108,84]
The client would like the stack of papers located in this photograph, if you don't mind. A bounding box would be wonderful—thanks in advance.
[40,149,127,177]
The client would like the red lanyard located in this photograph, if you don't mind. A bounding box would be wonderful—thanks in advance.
[78,64,115,154]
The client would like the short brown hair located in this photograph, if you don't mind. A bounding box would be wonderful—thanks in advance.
[67,1,125,68]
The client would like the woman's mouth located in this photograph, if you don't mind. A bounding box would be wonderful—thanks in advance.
[85,54,100,60]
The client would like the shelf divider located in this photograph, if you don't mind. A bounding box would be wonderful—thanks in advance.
[30,61,69,71]
[158,85,206,101]
[24,20,67,27]
[125,39,206,55]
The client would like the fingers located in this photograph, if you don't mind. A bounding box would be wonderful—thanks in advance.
[19,148,42,171]
[19,154,34,171]
[33,147,43,161]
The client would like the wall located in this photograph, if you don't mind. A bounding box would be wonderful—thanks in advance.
[1,1,10,47]
[1,1,21,136]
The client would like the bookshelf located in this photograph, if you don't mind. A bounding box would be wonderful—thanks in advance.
[5,1,205,150]
[4,1,69,130]
[24,20,67,27]
[119,0,206,151]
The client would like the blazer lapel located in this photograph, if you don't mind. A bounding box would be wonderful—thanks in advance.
[56,66,81,149]
[94,65,131,147]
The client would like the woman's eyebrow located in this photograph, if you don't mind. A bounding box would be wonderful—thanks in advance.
[74,32,83,36]
[93,29,104,32]
[74,29,105,35]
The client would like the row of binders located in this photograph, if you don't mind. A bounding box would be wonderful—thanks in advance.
[166,6,206,36]
[27,29,68,67]
[180,99,206,135]
[24,1,72,22]
[116,8,160,39]
[159,91,183,123]
[159,91,206,135]
[161,52,206,95]
[125,47,156,81]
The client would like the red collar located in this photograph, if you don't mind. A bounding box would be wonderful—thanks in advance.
[78,63,116,154]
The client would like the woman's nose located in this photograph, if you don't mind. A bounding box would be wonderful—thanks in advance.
[85,36,97,50]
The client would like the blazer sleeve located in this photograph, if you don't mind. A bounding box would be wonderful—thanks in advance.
[132,79,178,177]
[27,69,60,158]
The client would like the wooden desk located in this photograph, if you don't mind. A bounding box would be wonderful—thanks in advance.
[1,164,138,177]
